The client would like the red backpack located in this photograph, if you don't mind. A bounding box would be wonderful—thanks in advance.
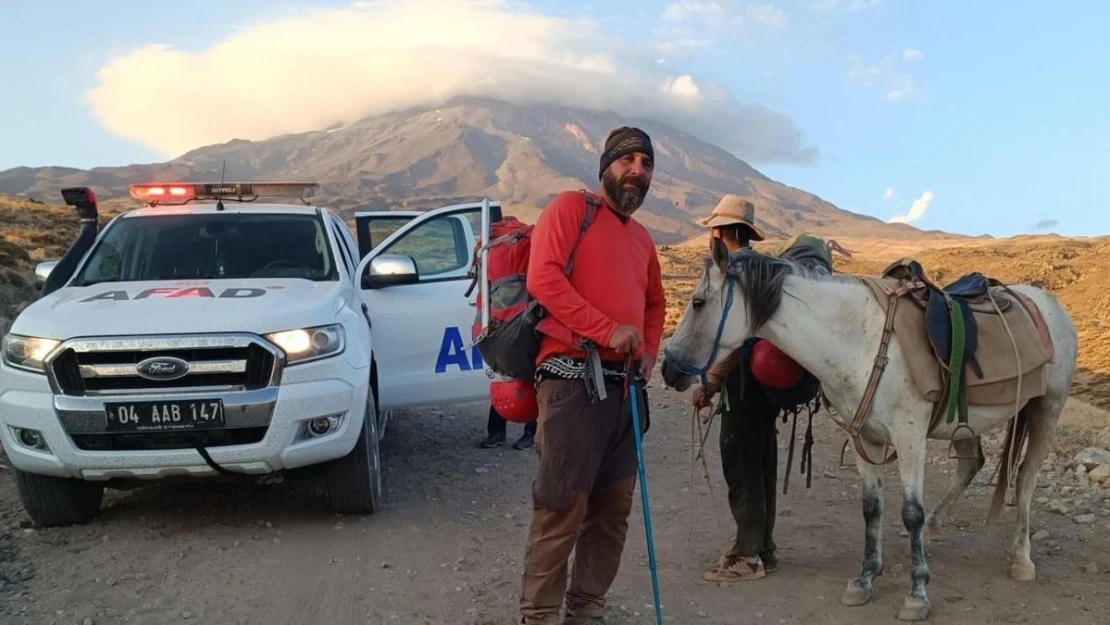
[466,190,601,383]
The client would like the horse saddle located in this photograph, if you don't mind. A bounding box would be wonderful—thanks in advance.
[880,258,1013,428]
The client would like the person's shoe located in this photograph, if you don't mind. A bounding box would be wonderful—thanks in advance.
[479,432,506,449]
[703,553,766,583]
[513,431,535,450]
[561,610,607,624]
[762,552,779,574]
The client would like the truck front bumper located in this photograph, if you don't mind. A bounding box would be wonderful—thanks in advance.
[0,356,369,481]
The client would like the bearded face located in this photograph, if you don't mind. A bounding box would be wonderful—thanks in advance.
[602,166,650,212]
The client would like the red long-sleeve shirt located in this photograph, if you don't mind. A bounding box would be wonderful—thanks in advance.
[527,190,666,365]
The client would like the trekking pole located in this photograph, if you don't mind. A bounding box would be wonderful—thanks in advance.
[626,357,664,625]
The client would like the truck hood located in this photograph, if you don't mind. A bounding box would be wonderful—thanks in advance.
[10,279,348,339]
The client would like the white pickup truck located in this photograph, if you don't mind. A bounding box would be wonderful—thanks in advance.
[0,182,499,526]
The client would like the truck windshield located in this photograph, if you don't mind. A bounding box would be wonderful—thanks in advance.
[72,212,338,285]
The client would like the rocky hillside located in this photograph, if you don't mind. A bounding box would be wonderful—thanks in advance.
[0,197,74,334]
[0,98,952,245]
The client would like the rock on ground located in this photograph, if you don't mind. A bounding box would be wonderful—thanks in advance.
[1088,464,1110,484]
[1073,448,1110,471]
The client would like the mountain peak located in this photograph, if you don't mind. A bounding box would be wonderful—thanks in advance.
[0,98,945,244]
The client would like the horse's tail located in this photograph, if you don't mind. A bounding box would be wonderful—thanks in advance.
[987,408,1030,524]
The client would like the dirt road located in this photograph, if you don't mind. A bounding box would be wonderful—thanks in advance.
[1,378,1108,625]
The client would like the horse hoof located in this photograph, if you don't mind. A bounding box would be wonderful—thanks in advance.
[897,598,931,622]
[1010,562,1036,582]
[841,582,874,607]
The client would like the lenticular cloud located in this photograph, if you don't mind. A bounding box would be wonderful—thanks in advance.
[85,0,816,166]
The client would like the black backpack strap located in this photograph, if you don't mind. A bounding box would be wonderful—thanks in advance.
[463,237,484,298]
[563,190,600,276]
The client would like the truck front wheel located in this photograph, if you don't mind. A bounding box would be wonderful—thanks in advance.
[324,386,382,515]
[13,469,104,527]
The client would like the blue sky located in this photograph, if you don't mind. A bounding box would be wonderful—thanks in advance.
[2,0,1106,238]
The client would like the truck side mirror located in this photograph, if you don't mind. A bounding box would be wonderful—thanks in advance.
[34,261,58,287]
[362,254,419,289]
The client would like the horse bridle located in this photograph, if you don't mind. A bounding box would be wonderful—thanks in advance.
[663,269,737,389]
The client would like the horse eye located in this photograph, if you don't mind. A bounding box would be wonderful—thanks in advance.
[692,297,705,310]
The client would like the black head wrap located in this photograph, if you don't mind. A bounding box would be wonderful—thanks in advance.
[598,126,653,180]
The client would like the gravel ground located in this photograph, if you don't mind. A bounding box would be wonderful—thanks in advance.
[1,378,1108,625]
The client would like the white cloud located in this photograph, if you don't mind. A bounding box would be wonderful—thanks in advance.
[883,187,894,200]
[655,2,787,55]
[664,75,703,99]
[812,0,883,13]
[903,48,924,61]
[663,0,786,25]
[889,190,934,224]
[663,1,725,22]
[848,51,918,103]
[848,54,882,87]
[85,0,815,165]
[885,87,912,102]
[749,5,790,27]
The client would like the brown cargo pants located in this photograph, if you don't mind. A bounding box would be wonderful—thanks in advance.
[519,376,644,625]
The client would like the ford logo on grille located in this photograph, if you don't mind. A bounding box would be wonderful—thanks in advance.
[136,356,190,381]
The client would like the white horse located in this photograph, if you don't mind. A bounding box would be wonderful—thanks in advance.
[660,240,1078,622]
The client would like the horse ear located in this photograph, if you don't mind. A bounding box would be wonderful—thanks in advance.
[711,237,729,273]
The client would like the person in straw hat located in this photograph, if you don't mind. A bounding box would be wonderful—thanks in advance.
[690,194,782,583]
[697,194,767,242]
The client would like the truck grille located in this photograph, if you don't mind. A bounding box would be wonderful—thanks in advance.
[71,427,268,451]
[46,335,282,397]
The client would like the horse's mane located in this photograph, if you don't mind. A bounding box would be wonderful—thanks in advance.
[704,251,864,334]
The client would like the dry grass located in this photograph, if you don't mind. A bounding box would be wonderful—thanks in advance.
[1057,397,1110,455]
[0,196,126,330]
[0,197,77,319]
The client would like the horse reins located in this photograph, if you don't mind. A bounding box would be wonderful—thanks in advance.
[662,272,737,389]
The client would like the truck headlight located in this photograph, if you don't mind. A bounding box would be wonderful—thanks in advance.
[265,324,345,364]
[1,334,62,373]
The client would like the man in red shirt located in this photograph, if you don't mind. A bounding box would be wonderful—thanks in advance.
[518,126,667,625]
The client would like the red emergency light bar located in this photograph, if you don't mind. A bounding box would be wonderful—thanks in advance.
[128,182,320,206]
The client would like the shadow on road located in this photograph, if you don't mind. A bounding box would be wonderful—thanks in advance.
[86,400,528,528]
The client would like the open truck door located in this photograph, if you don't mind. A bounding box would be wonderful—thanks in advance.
[355,200,502,411]
[353,210,421,258]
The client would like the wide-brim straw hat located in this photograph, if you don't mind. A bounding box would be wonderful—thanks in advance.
[697,194,766,241]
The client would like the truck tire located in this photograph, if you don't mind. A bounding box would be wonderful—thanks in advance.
[325,386,382,515]
[13,469,104,527]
